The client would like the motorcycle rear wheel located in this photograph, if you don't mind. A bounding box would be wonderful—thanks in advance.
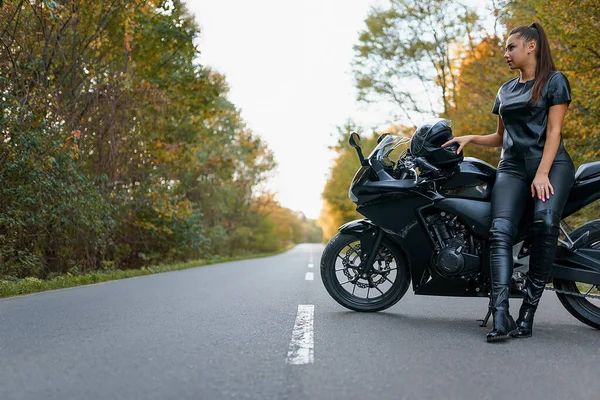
[553,220,600,330]
[320,232,411,312]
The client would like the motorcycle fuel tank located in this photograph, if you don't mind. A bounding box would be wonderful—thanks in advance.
[438,157,497,200]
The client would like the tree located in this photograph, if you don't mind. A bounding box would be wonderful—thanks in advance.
[352,0,485,126]
[0,0,298,279]
[445,35,515,165]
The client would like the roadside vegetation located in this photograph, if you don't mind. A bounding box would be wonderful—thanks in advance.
[0,245,294,298]
[0,1,322,289]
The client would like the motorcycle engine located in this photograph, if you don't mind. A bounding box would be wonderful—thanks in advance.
[426,212,481,278]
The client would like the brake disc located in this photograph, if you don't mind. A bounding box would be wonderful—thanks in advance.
[341,245,393,288]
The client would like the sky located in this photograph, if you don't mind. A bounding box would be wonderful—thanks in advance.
[185,0,495,219]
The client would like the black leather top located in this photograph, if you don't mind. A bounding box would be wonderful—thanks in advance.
[492,71,571,159]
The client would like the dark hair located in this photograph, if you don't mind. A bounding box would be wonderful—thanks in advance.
[509,22,556,106]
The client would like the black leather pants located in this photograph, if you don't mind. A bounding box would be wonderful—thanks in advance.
[489,151,575,311]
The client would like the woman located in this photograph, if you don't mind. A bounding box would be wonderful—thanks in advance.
[442,22,574,342]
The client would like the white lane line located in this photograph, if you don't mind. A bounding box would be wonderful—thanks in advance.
[305,272,314,280]
[286,305,314,364]
[308,263,314,268]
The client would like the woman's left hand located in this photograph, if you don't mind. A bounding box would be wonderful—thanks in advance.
[531,173,554,201]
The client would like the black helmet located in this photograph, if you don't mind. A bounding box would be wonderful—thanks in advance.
[410,118,463,167]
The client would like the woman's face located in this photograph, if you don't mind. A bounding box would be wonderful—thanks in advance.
[504,34,535,71]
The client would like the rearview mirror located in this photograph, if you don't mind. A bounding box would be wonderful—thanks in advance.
[348,132,366,166]
[349,132,362,149]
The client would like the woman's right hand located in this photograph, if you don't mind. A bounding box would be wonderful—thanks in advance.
[442,135,473,154]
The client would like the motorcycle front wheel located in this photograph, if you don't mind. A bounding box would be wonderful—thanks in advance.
[320,232,411,312]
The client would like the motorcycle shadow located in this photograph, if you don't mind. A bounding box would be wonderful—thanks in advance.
[327,309,598,344]
[329,310,486,340]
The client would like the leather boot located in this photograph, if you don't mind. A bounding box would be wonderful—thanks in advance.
[486,287,517,342]
[510,259,552,338]
[487,218,518,342]
[510,210,560,339]
[511,302,536,338]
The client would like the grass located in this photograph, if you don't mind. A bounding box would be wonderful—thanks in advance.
[575,283,600,295]
[0,245,295,299]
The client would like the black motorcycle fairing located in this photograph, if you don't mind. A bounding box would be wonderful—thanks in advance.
[463,157,496,172]
[414,274,489,297]
[435,198,492,237]
[562,173,600,218]
[350,175,417,206]
[338,219,377,236]
[357,197,436,291]
[352,180,418,205]
[574,161,600,182]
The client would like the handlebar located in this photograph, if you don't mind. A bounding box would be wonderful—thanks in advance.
[415,157,440,173]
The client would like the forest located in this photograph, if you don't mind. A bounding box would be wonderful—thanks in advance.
[0,0,321,282]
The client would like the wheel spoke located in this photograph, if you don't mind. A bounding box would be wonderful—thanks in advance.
[372,268,396,275]
[352,283,357,296]
[585,285,594,295]
[340,279,353,285]
[385,276,395,285]
[336,264,359,272]
[374,285,385,296]
[335,267,346,272]
[367,287,370,299]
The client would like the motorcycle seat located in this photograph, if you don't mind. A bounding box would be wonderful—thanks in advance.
[575,161,600,182]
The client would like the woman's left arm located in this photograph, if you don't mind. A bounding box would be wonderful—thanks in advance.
[531,103,569,201]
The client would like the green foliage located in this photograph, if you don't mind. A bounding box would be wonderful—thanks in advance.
[0,114,115,278]
[0,244,295,298]
[0,0,317,280]
[353,0,486,123]
[445,35,514,165]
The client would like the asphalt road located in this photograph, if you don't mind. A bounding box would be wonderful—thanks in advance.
[1,243,599,400]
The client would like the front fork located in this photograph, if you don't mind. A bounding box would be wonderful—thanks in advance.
[358,228,385,278]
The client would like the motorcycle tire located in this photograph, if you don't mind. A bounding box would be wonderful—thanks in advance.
[320,232,411,312]
[553,219,600,330]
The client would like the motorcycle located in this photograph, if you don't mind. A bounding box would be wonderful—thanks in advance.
[320,125,600,329]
